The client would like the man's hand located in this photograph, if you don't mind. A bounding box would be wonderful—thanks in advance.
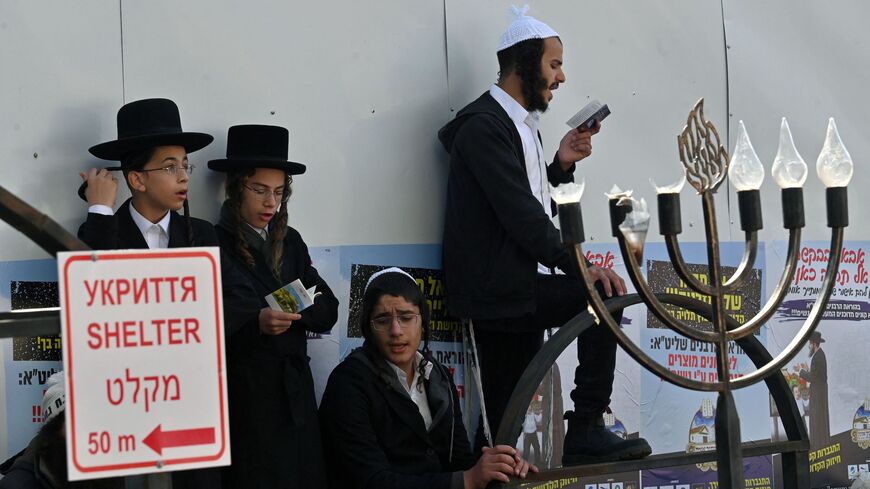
[588,265,626,297]
[80,168,118,207]
[557,121,601,171]
[510,449,538,479]
[258,307,301,335]
[463,445,525,489]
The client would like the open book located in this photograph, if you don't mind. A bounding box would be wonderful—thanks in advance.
[566,99,610,130]
[265,278,321,313]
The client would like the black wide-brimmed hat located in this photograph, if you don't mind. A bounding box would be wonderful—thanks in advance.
[89,98,214,162]
[809,331,826,344]
[207,124,307,175]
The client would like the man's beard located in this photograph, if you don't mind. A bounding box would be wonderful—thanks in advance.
[521,68,550,113]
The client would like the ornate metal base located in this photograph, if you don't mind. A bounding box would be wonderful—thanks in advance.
[495,294,810,489]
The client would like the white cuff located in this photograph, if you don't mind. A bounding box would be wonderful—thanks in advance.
[88,204,114,216]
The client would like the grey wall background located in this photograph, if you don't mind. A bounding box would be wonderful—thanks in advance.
[1,0,868,465]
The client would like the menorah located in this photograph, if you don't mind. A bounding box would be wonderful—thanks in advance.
[492,99,851,489]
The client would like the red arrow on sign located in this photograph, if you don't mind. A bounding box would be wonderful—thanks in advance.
[142,425,216,455]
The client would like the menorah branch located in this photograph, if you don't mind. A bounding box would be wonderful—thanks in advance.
[573,244,722,391]
[722,231,759,292]
[725,228,801,341]
[729,227,844,389]
[617,234,719,342]
[664,234,716,295]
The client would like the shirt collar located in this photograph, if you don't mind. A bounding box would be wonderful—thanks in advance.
[129,203,171,238]
[386,351,433,390]
[245,223,268,240]
[490,84,532,128]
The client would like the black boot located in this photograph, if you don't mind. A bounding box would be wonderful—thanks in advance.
[562,411,652,466]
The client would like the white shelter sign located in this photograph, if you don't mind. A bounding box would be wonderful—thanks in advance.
[59,248,230,480]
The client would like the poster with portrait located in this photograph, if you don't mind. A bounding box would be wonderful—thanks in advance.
[766,240,870,488]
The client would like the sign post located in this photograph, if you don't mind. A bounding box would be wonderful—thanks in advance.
[58,248,230,480]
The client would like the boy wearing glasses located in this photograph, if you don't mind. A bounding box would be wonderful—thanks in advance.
[79,98,216,250]
[207,124,338,488]
[76,99,260,488]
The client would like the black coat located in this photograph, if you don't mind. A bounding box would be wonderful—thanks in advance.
[437,92,577,320]
[76,199,260,489]
[319,348,476,489]
[800,348,830,447]
[215,223,338,489]
[0,446,47,489]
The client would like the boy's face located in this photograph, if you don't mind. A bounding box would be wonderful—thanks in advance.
[131,145,191,212]
[370,294,423,376]
[239,167,286,229]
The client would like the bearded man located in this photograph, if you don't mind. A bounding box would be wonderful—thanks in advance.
[438,6,651,465]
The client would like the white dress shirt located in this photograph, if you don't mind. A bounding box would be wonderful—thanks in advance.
[89,203,171,249]
[523,411,542,434]
[128,204,171,249]
[387,352,435,430]
[490,84,553,275]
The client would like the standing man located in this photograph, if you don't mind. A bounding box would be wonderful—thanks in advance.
[798,331,830,449]
[438,6,651,465]
[522,404,542,465]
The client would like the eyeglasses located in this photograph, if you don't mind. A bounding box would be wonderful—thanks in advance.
[243,182,290,202]
[138,164,196,177]
[370,313,421,332]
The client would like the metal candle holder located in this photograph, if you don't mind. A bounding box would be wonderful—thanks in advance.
[557,99,848,488]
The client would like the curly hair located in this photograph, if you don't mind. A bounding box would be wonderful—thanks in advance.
[497,37,556,113]
[224,169,292,280]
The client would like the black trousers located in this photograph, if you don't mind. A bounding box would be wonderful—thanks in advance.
[522,431,541,464]
[473,274,621,449]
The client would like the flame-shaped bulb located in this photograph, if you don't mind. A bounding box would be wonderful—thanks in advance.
[650,169,687,194]
[550,180,585,204]
[816,118,853,187]
[728,121,765,191]
[771,118,808,188]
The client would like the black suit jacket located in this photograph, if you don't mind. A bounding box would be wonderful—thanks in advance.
[319,348,476,489]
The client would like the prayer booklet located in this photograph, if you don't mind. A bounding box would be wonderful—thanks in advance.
[566,100,610,130]
[265,279,321,313]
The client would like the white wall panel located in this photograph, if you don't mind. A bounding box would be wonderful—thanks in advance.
[0,0,123,259]
[723,0,870,242]
[118,0,450,247]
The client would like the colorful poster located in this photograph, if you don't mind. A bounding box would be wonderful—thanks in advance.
[0,258,63,463]
[767,240,870,489]
[638,241,772,485]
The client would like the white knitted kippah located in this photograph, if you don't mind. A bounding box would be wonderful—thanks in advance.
[364,267,416,292]
[497,5,559,52]
[42,371,66,423]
